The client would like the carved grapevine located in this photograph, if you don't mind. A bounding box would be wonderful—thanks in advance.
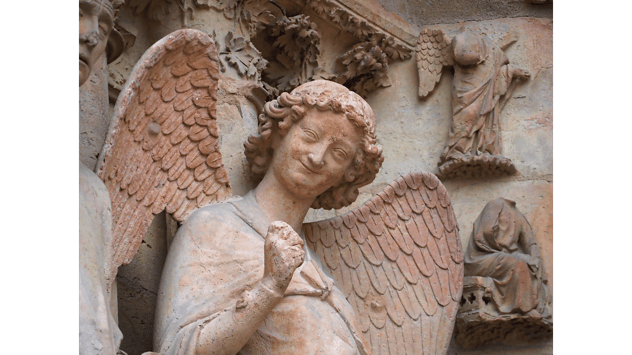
[222,31,268,79]
[263,15,323,92]
[305,0,413,97]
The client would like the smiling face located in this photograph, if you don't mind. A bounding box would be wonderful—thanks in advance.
[269,108,364,201]
[79,0,114,86]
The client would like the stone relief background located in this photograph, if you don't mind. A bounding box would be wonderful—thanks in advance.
[79,1,552,354]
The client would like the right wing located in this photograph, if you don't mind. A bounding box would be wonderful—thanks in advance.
[304,172,464,355]
[416,29,453,98]
[97,29,231,281]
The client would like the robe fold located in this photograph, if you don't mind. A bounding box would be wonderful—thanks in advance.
[464,198,549,315]
[80,163,123,355]
[440,36,512,163]
[154,191,371,355]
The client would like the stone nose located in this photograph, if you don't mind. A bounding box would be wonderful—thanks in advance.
[80,14,100,47]
[80,32,99,47]
[307,153,325,168]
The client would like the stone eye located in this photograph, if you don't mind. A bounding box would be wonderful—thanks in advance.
[334,148,347,158]
[304,129,318,141]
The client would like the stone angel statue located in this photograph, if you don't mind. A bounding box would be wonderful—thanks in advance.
[416,28,530,180]
[79,0,125,354]
[96,26,464,354]
[96,29,232,284]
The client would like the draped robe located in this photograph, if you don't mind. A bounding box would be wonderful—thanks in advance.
[80,163,123,355]
[463,198,549,315]
[440,37,513,164]
[154,191,372,355]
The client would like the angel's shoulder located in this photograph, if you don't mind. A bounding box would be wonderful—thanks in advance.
[79,163,111,213]
[182,200,242,231]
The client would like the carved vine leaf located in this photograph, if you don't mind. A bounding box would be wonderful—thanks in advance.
[189,0,276,37]
[241,0,277,36]
[306,0,371,40]
[303,0,412,96]
[306,0,330,16]
[336,35,393,97]
[194,0,239,18]
[223,31,268,78]
[128,0,174,21]
[263,15,322,93]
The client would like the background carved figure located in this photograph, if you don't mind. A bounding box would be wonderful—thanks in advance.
[151,80,463,355]
[79,0,125,354]
[464,198,549,316]
[455,198,551,348]
[416,29,530,179]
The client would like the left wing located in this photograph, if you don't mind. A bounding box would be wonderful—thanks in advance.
[416,29,453,98]
[96,29,231,282]
[304,172,464,355]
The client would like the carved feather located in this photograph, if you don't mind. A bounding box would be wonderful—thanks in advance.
[97,29,231,282]
[416,29,454,98]
[304,171,463,355]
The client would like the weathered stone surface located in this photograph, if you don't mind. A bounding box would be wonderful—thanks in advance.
[375,0,552,28]
[306,17,552,355]
[152,80,463,355]
[80,54,110,170]
[117,212,168,355]
[455,276,552,348]
[79,2,125,355]
[88,1,552,353]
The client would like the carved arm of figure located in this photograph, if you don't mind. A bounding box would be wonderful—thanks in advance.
[510,65,531,81]
[144,79,466,355]
[194,221,304,355]
[517,216,543,277]
[495,63,530,101]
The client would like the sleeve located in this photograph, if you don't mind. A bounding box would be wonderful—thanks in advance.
[153,205,265,355]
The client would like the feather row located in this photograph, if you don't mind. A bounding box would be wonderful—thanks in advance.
[304,171,464,354]
[97,30,231,283]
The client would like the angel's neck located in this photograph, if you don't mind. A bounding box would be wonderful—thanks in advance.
[253,172,313,234]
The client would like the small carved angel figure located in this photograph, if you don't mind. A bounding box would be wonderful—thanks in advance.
[134,78,462,354]
[417,29,530,179]
[463,198,550,318]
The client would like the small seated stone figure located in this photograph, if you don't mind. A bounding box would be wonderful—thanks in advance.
[464,198,550,317]
[456,198,551,348]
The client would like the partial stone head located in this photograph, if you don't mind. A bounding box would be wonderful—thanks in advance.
[451,31,487,66]
[244,80,384,210]
[79,0,122,86]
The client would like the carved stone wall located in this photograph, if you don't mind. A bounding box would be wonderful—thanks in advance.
[306,15,553,355]
[77,1,552,354]
[375,0,552,28]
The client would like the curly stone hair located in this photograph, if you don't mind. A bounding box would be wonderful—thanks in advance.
[244,80,384,210]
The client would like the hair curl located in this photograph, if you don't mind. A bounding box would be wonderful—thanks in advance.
[244,80,384,210]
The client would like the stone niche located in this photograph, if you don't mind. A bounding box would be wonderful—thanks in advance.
[84,1,552,354]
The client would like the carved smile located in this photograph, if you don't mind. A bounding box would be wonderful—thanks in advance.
[300,161,320,174]
[79,54,89,67]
